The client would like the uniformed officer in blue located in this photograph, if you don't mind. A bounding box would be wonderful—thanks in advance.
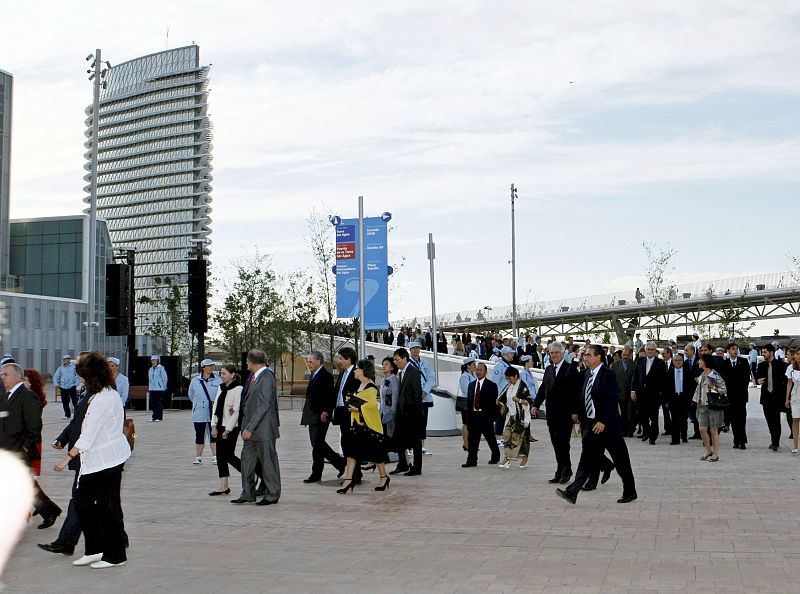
[459,357,477,452]
[408,340,435,455]
[491,346,516,440]
[519,355,539,397]
[108,357,129,408]
[188,358,222,465]
[53,354,79,419]
[148,355,168,422]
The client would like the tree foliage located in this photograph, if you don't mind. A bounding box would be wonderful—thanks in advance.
[642,241,677,340]
[137,276,189,356]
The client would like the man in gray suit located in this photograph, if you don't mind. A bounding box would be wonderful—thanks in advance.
[231,350,281,506]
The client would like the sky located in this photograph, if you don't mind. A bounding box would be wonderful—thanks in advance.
[2,1,800,335]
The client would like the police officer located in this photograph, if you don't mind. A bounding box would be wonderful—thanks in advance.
[408,341,435,455]
[53,354,79,419]
[459,357,477,452]
[491,346,516,441]
[188,358,222,465]
[107,357,129,408]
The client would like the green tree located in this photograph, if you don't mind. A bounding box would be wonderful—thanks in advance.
[306,207,337,362]
[642,241,677,340]
[137,276,189,356]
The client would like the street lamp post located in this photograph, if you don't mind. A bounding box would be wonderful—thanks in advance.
[510,183,518,337]
[427,233,439,388]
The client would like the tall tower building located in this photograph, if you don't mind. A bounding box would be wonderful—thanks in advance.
[0,68,12,281]
[83,46,213,329]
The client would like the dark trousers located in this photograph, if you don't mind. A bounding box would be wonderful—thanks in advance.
[216,428,241,478]
[56,471,81,548]
[587,446,615,487]
[150,390,165,420]
[567,430,636,498]
[729,401,748,446]
[762,399,783,447]
[33,480,61,519]
[669,397,689,443]
[547,419,573,474]
[466,412,500,463]
[60,386,78,418]
[75,464,126,564]
[639,398,660,442]
[688,402,700,436]
[619,399,635,436]
[308,422,344,478]
[662,404,672,434]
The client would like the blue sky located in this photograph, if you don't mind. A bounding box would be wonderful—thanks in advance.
[2,1,799,333]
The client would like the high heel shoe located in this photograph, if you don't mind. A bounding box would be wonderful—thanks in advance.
[374,475,391,491]
[361,464,376,473]
[336,479,356,494]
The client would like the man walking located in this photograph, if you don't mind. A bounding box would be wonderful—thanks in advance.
[461,363,501,467]
[631,341,667,444]
[148,355,168,422]
[757,344,788,451]
[720,343,751,449]
[53,354,78,419]
[667,353,693,444]
[392,348,424,476]
[301,351,345,482]
[556,345,637,505]
[232,350,281,506]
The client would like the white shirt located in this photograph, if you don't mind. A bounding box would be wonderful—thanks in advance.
[694,339,703,352]
[336,366,354,407]
[74,387,131,475]
[6,382,22,399]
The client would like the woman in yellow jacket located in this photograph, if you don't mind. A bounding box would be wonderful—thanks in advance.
[338,359,390,493]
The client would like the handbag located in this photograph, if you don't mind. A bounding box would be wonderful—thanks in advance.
[706,390,730,411]
[123,418,136,451]
[455,396,468,413]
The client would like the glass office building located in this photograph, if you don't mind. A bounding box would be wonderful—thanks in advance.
[0,68,12,282]
[84,46,213,328]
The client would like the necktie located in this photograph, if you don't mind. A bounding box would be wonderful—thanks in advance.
[5,391,10,401]
[731,360,736,368]
[767,364,774,393]
[474,380,481,411]
[584,374,595,418]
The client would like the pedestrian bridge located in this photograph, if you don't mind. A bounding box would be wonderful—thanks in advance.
[394,270,800,342]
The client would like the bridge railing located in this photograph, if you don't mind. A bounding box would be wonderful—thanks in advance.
[395,270,799,328]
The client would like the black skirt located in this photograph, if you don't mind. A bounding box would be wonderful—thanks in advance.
[345,419,386,463]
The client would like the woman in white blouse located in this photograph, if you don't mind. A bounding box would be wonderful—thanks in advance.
[209,364,243,496]
[54,352,130,569]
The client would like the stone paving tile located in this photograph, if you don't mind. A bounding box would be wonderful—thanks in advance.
[2,394,799,592]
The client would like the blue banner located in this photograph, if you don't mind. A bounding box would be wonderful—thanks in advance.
[335,217,389,329]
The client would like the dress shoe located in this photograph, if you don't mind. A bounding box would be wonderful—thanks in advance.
[38,542,74,555]
[582,484,597,491]
[649,440,657,445]
[739,444,746,450]
[461,462,477,468]
[73,553,104,566]
[403,469,421,476]
[488,458,500,465]
[601,465,614,485]
[230,498,254,504]
[670,441,680,445]
[688,434,701,440]
[769,444,779,451]
[389,466,409,475]
[255,499,276,506]
[556,488,577,504]
[303,477,321,483]
[37,509,61,529]
[548,470,562,484]
[559,471,572,484]
[681,438,688,443]
[640,435,649,442]
[208,488,231,496]
[617,493,638,504]
[90,560,127,569]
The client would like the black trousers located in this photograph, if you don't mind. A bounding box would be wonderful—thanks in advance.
[567,429,636,498]
[587,449,615,486]
[466,412,500,464]
[56,471,81,548]
[762,399,783,447]
[639,397,660,442]
[216,427,241,478]
[729,401,748,446]
[75,464,126,564]
[619,399,635,436]
[60,386,78,418]
[662,403,672,434]
[308,421,344,478]
[670,396,689,443]
[547,419,573,474]
[33,480,60,519]
[150,390,165,420]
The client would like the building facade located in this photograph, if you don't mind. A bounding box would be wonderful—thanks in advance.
[0,68,12,282]
[83,45,213,330]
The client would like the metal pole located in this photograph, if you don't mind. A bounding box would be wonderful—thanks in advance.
[196,241,205,362]
[126,249,136,374]
[87,49,102,351]
[427,234,439,388]
[357,196,366,359]
[510,183,518,338]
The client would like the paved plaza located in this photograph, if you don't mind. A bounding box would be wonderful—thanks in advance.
[4,388,800,594]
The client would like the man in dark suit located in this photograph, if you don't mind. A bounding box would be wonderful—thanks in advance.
[557,345,637,504]
[301,351,345,483]
[719,343,751,449]
[631,341,667,444]
[331,347,363,482]
[666,353,693,444]
[531,342,581,484]
[461,362,500,467]
[757,344,788,451]
[392,348,424,475]
[232,350,281,505]
[683,343,702,439]
[612,346,636,437]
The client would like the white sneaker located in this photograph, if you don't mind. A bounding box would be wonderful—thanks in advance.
[497,440,504,446]
[193,457,202,465]
[91,560,127,569]
[792,448,799,454]
[406,449,413,457]
[212,456,218,465]
[422,448,432,456]
[519,461,528,468]
[154,419,162,422]
[73,553,103,566]
[499,461,511,469]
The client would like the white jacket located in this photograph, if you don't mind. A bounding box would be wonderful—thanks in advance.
[75,387,131,475]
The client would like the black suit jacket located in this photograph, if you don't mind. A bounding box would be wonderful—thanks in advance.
[466,377,499,419]
[396,363,423,420]
[666,366,694,404]
[532,361,581,425]
[719,357,751,404]
[0,385,42,466]
[56,393,91,471]
[578,366,623,436]
[632,357,667,404]
[301,366,336,426]
[332,366,361,426]
[757,359,788,405]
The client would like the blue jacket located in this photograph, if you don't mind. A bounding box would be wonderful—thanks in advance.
[491,358,511,393]
[148,364,168,391]
[116,374,130,405]
[459,371,476,397]
[188,373,222,422]
[410,356,435,403]
[520,367,538,397]
[53,364,78,389]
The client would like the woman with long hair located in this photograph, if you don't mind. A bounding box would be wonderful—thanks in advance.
[785,353,800,453]
[53,351,130,568]
[379,357,399,459]
[694,354,727,462]
[337,358,389,494]
[209,364,242,495]
[498,366,532,469]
